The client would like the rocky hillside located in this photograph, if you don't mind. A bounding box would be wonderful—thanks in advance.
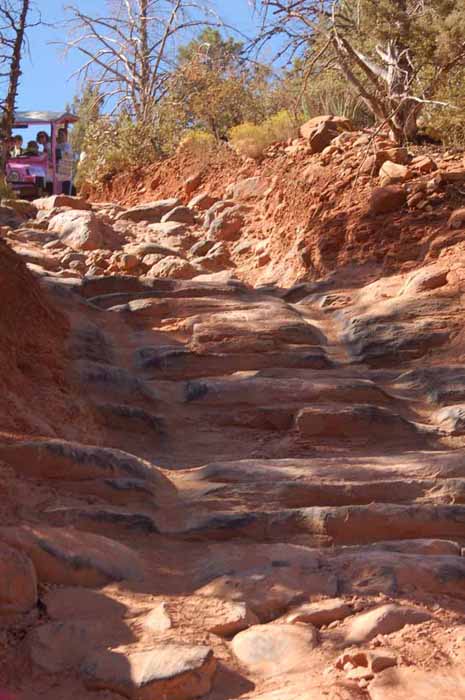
[87,114,465,287]
[1,117,465,699]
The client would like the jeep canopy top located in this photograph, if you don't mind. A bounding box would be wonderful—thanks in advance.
[13,111,79,127]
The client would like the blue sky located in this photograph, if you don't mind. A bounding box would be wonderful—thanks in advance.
[18,0,260,113]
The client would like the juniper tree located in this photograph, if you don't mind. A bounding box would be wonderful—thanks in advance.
[254,0,465,142]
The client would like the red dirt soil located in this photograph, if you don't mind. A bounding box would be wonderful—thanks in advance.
[0,240,95,438]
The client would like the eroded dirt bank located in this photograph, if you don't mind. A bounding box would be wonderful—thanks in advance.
[2,123,465,699]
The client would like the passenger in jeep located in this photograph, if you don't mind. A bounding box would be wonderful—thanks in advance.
[24,140,39,156]
[12,135,23,156]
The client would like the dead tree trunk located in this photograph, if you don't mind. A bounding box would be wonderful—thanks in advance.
[0,0,31,164]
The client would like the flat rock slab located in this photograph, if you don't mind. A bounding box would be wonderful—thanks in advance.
[369,667,465,699]
[0,439,176,500]
[346,538,461,557]
[81,644,216,699]
[115,198,181,223]
[34,195,91,211]
[44,505,158,534]
[394,366,465,405]
[43,587,125,620]
[192,318,325,354]
[0,542,37,614]
[232,624,318,677]
[312,502,465,545]
[196,564,337,622]
[75,360,159,403]
[345,604,431,644]
[198,597,258,637]
[285,598,352,627]
[161,206,195,225]
[95,403,164,435]
[0,526,144,587]
[80,274,152,299]
[136,346,331,380]
[296,404,419,441]
[29,619,133,673]
[344,317,449,367]
[66,477,157,506]
[335,550,465,599]
[183,377,387,407]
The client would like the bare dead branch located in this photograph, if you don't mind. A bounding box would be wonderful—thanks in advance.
[62,0,229,124]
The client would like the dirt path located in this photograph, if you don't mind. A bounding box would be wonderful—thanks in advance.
[0,260,465,700]
[2,200,465,699]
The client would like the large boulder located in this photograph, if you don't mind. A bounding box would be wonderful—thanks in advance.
[345,604,431,644]
[209,205,244,241]
[449,208,465,229]
[285,598,352,627]
[204,200,236,229]
[33,195,91,211]
[29,618,131,673]
[194,241,231,272]
[48,210,110,251]
[368,186,407,215]
[359,148,408,176]
[81,644,216,699]
[147,256,198,280]
[300,115,353,154]
[0,439,175,497]
[1,198,37,219]
[379,160,411,185]
[226,176,270,201]
[184,172,203,195]
[115,198,181,224]
[401,266,449,295]
[161,206,196,225]
[0,525,144,587]
[148,221,189,239]
[43,587,124,620]
[232,624,318,677]
[189,192,219,211]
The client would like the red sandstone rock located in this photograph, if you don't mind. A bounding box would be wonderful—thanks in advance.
[369,185,407,214]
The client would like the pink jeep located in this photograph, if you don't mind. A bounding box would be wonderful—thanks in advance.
[6,154,48,198]
[6,110,79,198]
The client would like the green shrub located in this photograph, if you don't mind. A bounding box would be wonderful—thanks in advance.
[229,122,271,159]
[229,110,300,159]
[178,129,216,157]
[299,71,373,130]
[265,110,300,142]
[75,115,160,190]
